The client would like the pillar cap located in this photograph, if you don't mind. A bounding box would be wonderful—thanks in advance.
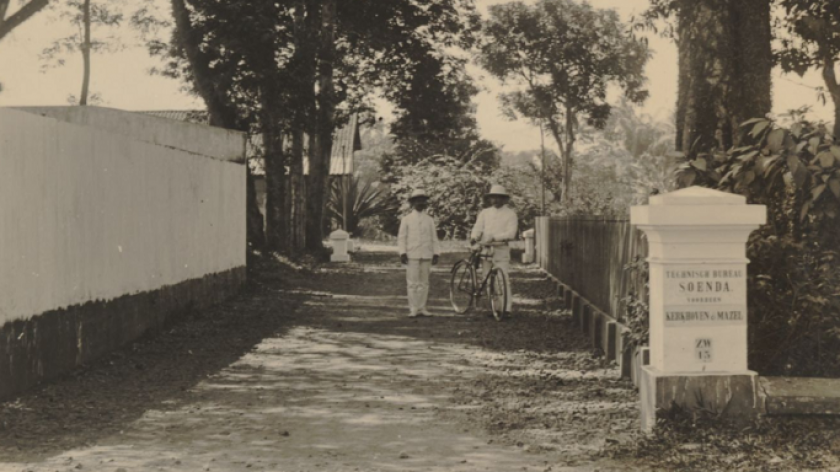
[631,186,766,227]
[329,229,349,240]
[649,186,745,206]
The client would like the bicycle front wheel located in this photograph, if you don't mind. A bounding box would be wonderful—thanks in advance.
[450,260,477,314]
[488,268,509,321]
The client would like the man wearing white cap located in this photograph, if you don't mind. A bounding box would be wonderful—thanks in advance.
[398,189,440,317]
[470,185,518,315]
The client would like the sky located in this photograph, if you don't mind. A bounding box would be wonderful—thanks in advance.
[0,0,833,153]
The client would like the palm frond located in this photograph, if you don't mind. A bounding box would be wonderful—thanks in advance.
[327,176,399,237]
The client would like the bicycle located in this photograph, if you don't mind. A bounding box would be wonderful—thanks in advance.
[449,242,510,321]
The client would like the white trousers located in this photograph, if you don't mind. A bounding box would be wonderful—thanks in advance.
[482,248,513,312]
[406,259,432,313]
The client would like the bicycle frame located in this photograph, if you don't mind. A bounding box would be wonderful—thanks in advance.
[450,243,510,318]
[464,246,497,299]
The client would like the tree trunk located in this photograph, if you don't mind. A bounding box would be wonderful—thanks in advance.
[262,92,287,253]
[675,0,731,153]
[833,94,840,141]
[245,165,266,251]
[290,129,306,252]
[287,0,316,253]
[544,115,567,202]
[822,57,840,139]
[730,0,772,143]
[564,106,575,204]
[675,0,772,153]
[305,0,336,251]
[79,0,91,105]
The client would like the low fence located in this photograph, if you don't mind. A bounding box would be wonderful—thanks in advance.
[535,217,646,323]
[0,107,247,400]
[535,216,648,380]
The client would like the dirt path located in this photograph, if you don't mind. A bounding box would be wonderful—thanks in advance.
[1,254,642,472]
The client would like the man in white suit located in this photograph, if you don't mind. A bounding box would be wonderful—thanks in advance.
[470,185,518,316]
[398,189,440,317]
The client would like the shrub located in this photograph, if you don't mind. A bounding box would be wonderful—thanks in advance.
[389,155,491,240]
[621,256,650,354]
[679,117,840,376]
[327,176,399,238]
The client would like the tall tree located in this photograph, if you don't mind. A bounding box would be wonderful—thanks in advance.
[379,53,499,176]
[168,0,267,253]
[284,0,319,252]
[777,0,840,138]
[305,0,336,251]
[479,0,650,202]
[80,0,90,104]
[647,0,773,153]
[285,0,479,248]
[40,0,124,105]
[0,0,49,42]
[153,0,479,253]
[168,0,303,253]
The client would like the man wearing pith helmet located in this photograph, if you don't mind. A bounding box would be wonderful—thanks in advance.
[398,189,441,317]
[470,184,519,317]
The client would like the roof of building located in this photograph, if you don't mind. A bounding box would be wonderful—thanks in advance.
[141,110,209,123]
[137,110,361,176]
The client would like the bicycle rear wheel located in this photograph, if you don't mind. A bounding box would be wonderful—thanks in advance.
[450,260,477,314]
[488,268,509,321]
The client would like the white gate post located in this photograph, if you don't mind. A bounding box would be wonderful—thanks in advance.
[330,229,351,263]
[630,187,766,431]
[522,228,535,263]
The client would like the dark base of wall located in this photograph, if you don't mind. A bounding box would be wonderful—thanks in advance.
[0,267,246,401]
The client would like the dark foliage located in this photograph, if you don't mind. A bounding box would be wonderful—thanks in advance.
[679,117,840,376]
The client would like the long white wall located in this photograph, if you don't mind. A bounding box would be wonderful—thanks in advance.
[0,108,246,325]
[16,106,245,162]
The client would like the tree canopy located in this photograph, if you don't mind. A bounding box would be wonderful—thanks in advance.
[40,0,131,105]
[0,0,49,43]
[153,0,480,254]
[478,0,650,202]
[776,0,840,137]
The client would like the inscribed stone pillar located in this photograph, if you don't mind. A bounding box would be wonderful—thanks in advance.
[630,186,766,431]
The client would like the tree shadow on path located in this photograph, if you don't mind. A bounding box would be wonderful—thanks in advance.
[0,255,643,471]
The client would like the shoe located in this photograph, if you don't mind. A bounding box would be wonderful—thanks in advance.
[408,312,419,318]
[420,310,432,316]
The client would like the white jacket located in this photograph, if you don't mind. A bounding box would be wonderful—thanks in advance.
[398,210,440,259]
[471,206,519,243]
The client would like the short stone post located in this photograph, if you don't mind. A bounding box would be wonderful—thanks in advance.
[630,187,766,432]
[522,229,535,263]
[330,229,351,263]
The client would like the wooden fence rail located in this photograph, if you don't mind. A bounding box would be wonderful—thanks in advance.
[535,217,647,323]
[535,216,649,381]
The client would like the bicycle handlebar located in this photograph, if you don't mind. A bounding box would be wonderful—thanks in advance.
[468,241,510,250]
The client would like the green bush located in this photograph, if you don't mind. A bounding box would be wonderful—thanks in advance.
[679,118,840,376]
[389,155,491,240]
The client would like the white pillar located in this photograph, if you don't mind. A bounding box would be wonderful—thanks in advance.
[330,229,351,263]
[522,228,535,263]
[630,186,766,431]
